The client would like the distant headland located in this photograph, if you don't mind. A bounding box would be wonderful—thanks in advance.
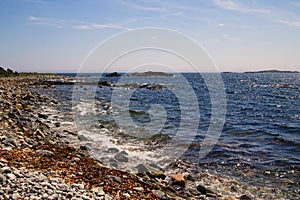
[244,69,299,73]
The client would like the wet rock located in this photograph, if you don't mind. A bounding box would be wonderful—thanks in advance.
[145,133,171,144]
[98,81,113,87]
[136,164,150,173]
[139,83,164,90]
[114,153,128,163]
[107,147,119,153]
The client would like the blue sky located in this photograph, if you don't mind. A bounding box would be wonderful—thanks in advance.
[0,0,300,72]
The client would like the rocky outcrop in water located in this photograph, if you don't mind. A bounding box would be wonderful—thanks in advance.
[105,72,121,77]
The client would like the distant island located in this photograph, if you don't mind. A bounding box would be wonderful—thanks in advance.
[244,69,299,74]
[127,71,173,77]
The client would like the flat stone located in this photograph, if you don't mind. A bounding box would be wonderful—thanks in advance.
[36,149,54,157]
[133,187,144,192]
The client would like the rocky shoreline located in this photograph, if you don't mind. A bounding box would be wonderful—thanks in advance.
[0,75,293,200]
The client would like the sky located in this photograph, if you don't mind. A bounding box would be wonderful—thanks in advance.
[0,0,300,72]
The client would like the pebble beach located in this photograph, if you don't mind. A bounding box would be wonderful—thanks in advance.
[0,75,295,200]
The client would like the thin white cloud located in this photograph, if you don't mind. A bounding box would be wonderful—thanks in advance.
[276,19,300,27]
[72,25,91,30]
[28,16,63,28]
[122,0,167,12]
[218,23,225,27]
[213,0,270,13]
[91,23,132,31]
[28,16,132,31]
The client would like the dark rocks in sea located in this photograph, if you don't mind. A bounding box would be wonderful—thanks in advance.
[114,152,129,163]
[98,81,113,87]
[145,133,172,144]
[105,72,121,77]
[139,83,164,90]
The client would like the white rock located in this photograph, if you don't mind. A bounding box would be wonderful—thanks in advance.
[7,173,16,180]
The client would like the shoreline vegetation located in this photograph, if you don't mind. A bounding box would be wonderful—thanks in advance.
[0,71,295,199]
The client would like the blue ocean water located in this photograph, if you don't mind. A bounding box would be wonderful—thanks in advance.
[44,72,300,192]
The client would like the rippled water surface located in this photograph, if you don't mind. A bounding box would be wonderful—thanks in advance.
[37,72,300,194]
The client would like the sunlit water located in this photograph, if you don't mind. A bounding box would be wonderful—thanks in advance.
[36,72,300,193]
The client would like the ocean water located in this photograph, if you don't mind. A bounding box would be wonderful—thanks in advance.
[37,72,300,194]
